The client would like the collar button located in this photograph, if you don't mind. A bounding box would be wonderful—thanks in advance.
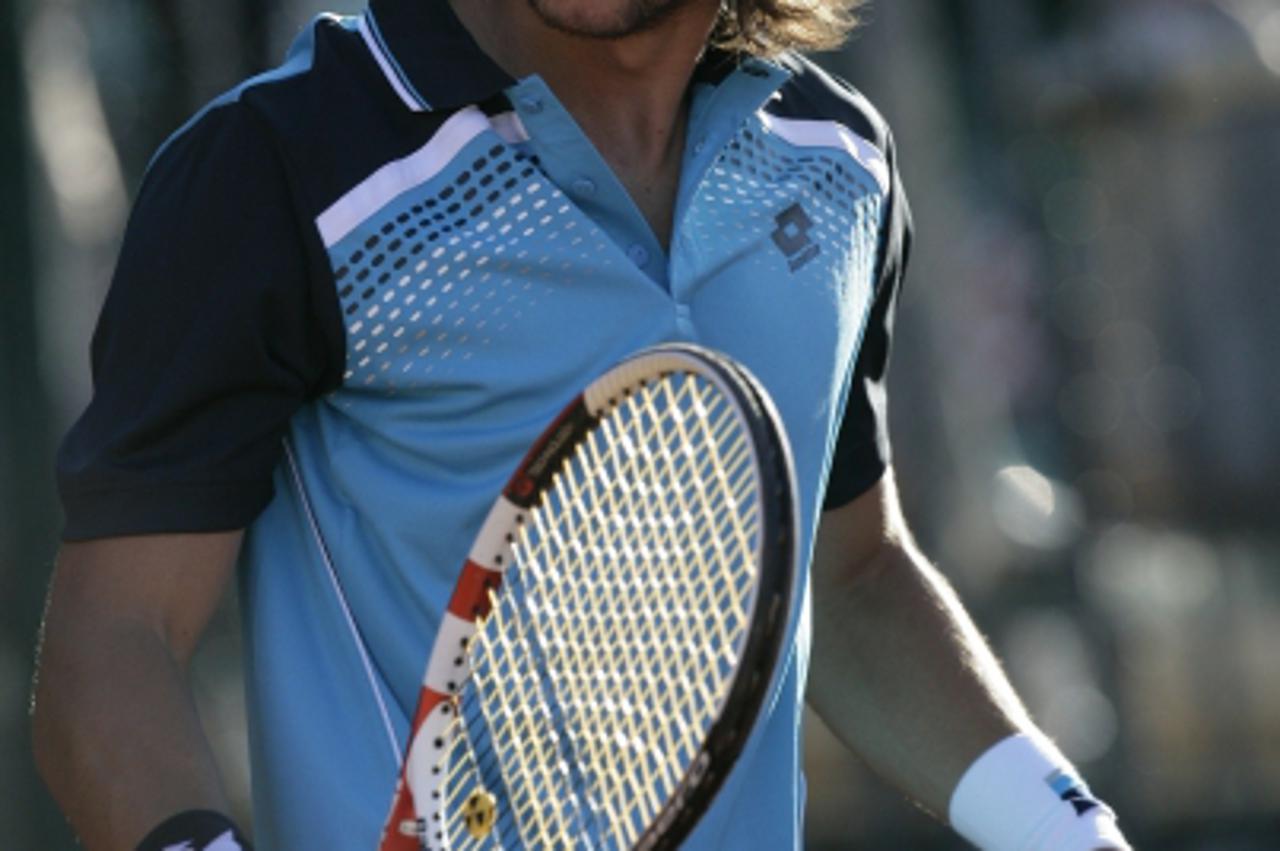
[519,95,544,115]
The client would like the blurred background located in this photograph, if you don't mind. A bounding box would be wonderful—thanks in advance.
[2,0,1277,847]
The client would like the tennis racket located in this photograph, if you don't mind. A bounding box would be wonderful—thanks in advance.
[377,343,798,851]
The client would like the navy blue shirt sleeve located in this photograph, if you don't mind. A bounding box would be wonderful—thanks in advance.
[822,130,912,510]
[57,102,343,540]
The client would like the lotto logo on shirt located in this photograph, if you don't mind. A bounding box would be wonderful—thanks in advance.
[771,202,821,272]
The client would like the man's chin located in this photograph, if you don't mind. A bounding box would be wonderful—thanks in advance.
[525,0,684,40]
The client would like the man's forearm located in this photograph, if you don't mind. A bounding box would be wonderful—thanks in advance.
[32,553,233,851]
[807,536,1043,817]
[33,622,230,850]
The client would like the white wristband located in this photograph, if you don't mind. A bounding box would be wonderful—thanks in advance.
[948,734,1130,851]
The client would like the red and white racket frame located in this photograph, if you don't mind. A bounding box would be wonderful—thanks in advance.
[377,344,797,851]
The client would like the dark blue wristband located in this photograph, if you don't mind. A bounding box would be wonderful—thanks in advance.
[135,810,253,851]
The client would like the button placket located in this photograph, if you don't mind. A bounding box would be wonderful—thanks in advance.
[508,75,670,288]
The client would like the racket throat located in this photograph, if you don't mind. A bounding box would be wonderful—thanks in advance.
[398,788,498,846]
[397,816,426,842]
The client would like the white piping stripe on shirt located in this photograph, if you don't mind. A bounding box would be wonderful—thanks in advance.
[316,106,492,247]
[357,11,427,113]
[284,441,404,770]
[757,113,891,194]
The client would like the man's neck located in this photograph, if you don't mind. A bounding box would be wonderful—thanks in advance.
[451,0,720,242]
[454,0,716,151]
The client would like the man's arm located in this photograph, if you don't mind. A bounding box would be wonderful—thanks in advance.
[809,470,1130,849]
[808,470,1035,816]
[31,532,243,851]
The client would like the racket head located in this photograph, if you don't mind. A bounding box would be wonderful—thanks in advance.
[382,343,798,851]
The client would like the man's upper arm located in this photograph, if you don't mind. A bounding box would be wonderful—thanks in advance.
[813,470,916,590]
[43,532,244,667]
[814,470,896,583]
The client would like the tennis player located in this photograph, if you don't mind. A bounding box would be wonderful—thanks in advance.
[32,0,1130,849]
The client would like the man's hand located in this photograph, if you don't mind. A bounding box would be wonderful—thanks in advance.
[31,531,244,851]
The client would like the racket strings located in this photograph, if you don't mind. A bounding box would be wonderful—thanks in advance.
[535,374,758,845]
[482,608,585,846]
[435,371,763,850]
[441,599,582,850]
[532,374,757,846]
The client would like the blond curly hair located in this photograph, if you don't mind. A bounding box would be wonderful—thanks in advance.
[712,0,868,57]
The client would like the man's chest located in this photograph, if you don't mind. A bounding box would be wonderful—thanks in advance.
[318,103,883,399]
[313,99,885,501]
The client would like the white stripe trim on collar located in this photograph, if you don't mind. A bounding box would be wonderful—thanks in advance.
[357,11,427,112]
[757,113,890,194]
[316,106,492,248]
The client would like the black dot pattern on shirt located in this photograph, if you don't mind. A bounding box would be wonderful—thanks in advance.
[334,144,541,316]
[332,133,615,394]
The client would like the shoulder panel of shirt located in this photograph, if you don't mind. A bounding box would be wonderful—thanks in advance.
[234,14,503,216]
[761,54,915,510]
[767,52,891,154]
[57,87,342,539]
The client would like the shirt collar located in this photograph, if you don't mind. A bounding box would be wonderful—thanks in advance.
[363,0,513,110]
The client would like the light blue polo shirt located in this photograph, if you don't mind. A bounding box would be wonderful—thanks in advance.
[56,1,912,848]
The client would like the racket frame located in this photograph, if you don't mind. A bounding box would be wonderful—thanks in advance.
[379,343,798,851]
